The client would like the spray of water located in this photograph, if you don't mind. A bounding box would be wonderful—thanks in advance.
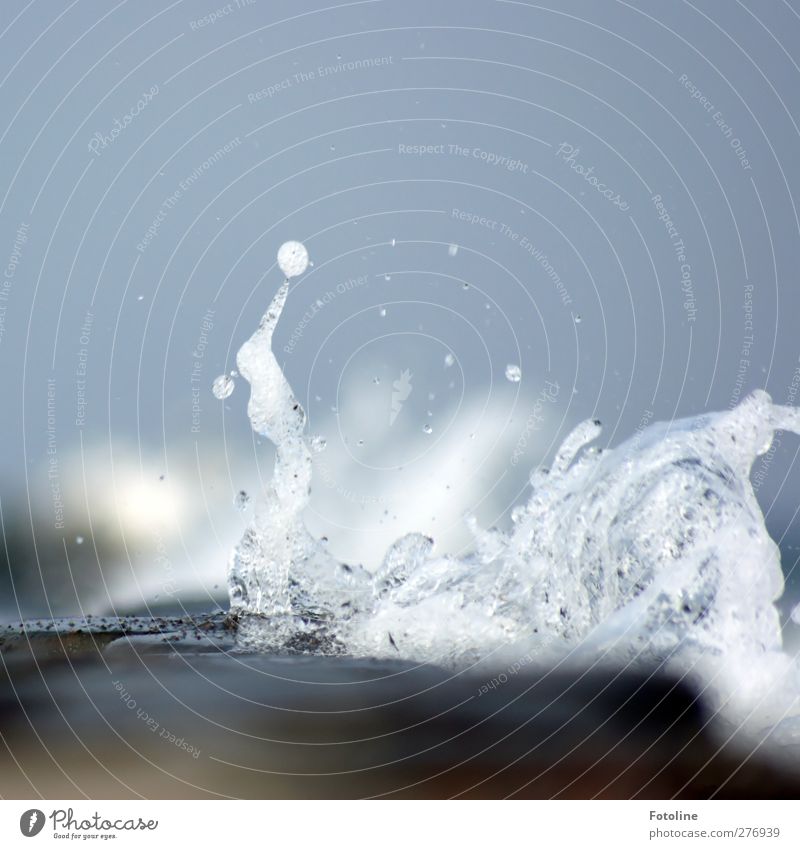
[228,243,800,737]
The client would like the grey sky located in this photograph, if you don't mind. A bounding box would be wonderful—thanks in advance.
[1,0,800,616]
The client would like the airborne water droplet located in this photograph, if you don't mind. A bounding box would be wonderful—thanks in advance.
[448,244,459,257]
[234,490,250,511]
[505,364,522,383]
[573,313,582,324]
[212,374,235,399]
[423,424,433,434]
[277,240,310,278]
[444,353,455,368]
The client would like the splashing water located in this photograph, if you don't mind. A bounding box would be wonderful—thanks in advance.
[212,374,235,400]
[229,246,800,735]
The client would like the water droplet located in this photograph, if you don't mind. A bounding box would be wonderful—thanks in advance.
[136,295,144,301]
[75,535,84,544]
[390,238,396,247]
[462,283,469,290]
[448,244,459,257]
[573,313,582,324]
[423,424,433,434]
[234,490,250,511]
[277,240,309,278]
[212,374,235,399]
[384,274,391,281]
[357,439,364,446]
[372,376,381,384]
[379,307,387,317]
[311,435,327,453]
[505,364,522,383]
[444,353,455,368]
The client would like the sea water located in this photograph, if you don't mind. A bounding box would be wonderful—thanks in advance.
[227,243,800,739]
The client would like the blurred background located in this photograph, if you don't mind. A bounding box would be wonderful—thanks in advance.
[1,0,800,643]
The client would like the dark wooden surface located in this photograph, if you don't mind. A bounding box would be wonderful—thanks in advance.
[1,616,798,799]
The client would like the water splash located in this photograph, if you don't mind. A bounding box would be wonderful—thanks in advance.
[212,374,235,400]
[229,247,800,734]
